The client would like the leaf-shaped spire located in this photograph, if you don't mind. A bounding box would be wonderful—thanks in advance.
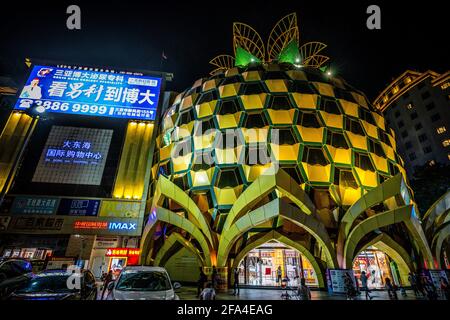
[267,13,299,62]
[299,41,327,62]
[233,22,265,62]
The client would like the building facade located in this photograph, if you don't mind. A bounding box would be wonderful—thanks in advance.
[139,14,436,290]
[373,70,450,178]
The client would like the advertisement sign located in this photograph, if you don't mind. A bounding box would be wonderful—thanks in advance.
[12,217,64,230]
[94,237,119,249]
[99,200,141,218]
[14,65,162,120]
[326,269,355,294]
[105,248,140,257]
[421,269,448,293]
[57,198,101,216]
[11,196,60,215]
[73,220,138,233]
[32,126,113,185]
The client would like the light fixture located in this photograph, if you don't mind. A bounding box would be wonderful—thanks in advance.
[250,58,255,62]
[295,58,300,63]
[326,71,332,76]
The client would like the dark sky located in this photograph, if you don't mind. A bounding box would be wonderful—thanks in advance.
[0,0,448,100]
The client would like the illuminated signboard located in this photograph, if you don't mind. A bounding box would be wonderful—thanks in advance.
[73,220,137,231]
[105,248,140,257]
[11,196,60,215]
[99,200,141,218]
[57,199,100,216]
[32,126,113,185]
[14,65,162,120]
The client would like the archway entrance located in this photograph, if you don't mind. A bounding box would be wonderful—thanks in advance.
[352,246,400,289]
[237,240,319,287]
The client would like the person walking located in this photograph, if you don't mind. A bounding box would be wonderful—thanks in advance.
[360,271,373,300]
[101,270,114,300]
[297,277,311,300]
[232,267,240,296]
[211,266,218,290]
[440,277,450,300]
[276,266,282,286]
[385,277,398,300]
[408,272,419,296]
[423,277,438,300]
[199,282,216,300]
[197,267,207,297]
[344,273,356,300]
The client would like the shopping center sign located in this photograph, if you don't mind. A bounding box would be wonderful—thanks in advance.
[14,65,162,120]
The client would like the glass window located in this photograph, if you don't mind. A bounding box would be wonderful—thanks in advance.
[241,83,265,95]
[218,99,239,115]
[415,123,423,131]
[339,169,359,189]
[431,113,441,122]
[302,147,329,166]
[405,141,412,149]
[378,129,392,147]
[244,113,267,128]
[418,134,428,142]
[421,91,431,100]
[116,271,171,292]
[217,168,242,188]
[409,152,417,160]
[245,145,270,165]
[195,118,215,135]
[410,112,418,120]
[368,139,386,157]
[359,108,376,125]
[269,96,292,110]
[192,151,214,171]
[197,90,218,104]
[354,152,375,171]
[397,120,404,128]
[426,102,435,111]
[345,118,365,136]
[178,109,194,126]
[297,112,321,128]
[401,131,408,138]
[272,128,298,145]
[394,111,400,118]
[423,146,433,153]
[216,130,243,148]
[320,99,341,115]
[290,81,315,94]
[326,131,348,149]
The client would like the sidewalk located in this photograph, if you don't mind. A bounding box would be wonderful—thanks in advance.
[178,286,434,300]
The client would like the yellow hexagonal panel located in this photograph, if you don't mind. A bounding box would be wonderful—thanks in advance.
[193,132,215,151]
[291,93,318,109]
[265,79,289,92]
[372,112,385,130]
[351,92,369,109]
[286,70,307,81]
[301,163,332,183]
[339,99,359,117]
[219,83,241,98]
[216,112,242,129]
[240,93,267,110]
[345,132,368,150]
[242,71,262,81]
[243,164,272,182]
[270,143,300,162]
[190,169,214,187]
[195,101,217,118]
[266,109,295,125]
[319,111,343,129]
[242,127,269,143]
[370,153,389,173]
[296,126,324,143]
[180,94,198,110]
[202,79,218,91]
[160,144,173,161]
[215,147,243,165]
[325,145,352,165]
[361,121,379,140]
[312,82,335,97]
[172,153,192,172]
[354,168,378,188]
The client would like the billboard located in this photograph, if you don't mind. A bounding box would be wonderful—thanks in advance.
[32,126,113,185]
[14,65,162,120]
[56,198,101,216]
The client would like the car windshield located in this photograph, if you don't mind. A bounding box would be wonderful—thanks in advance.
[115,271,171,291]
[15,274,77,294]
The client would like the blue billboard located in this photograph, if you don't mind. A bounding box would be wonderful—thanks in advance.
[14,65,162,120]
[57,198,100,216]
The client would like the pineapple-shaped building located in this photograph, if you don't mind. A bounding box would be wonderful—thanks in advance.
[140,13,433,288]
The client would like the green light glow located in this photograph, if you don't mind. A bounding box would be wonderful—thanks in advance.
[235,46,261,67]
[277,40,301,64]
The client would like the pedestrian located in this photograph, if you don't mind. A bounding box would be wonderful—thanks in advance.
[197,267,207,297]
[276,266,282,286]
[211,266,218,289]
[344,273,356,300]
[416,274,426,296]
[232,267,240,296]
[423,277,438,300]
[385,277,398,300]
[200,282,216,300]
[440,277,450,300]
[101,270,114,300]
[408,272,420,296]
[297,277,311,300]
[360,271,373,300]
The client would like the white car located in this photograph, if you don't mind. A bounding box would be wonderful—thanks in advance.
[106,266,181,300]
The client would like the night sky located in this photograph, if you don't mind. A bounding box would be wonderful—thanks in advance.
[0,0,448,100]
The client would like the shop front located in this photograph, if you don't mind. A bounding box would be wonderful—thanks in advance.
[105,247,140,279]
[237,242,319,287]
[352,246,398,288]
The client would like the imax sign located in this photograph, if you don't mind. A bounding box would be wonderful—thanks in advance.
[108,222,137,231]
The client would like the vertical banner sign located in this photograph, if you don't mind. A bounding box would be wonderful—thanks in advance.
[15,65,162,120]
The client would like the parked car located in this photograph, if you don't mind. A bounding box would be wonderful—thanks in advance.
[0,259,33,283]
[106,266,181,300]
[8,269,97,300]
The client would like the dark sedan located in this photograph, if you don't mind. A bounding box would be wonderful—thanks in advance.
[8,269,97,300]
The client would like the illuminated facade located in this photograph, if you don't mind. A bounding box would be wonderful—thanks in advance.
[373,70,450,178]
[140,14,434,289]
